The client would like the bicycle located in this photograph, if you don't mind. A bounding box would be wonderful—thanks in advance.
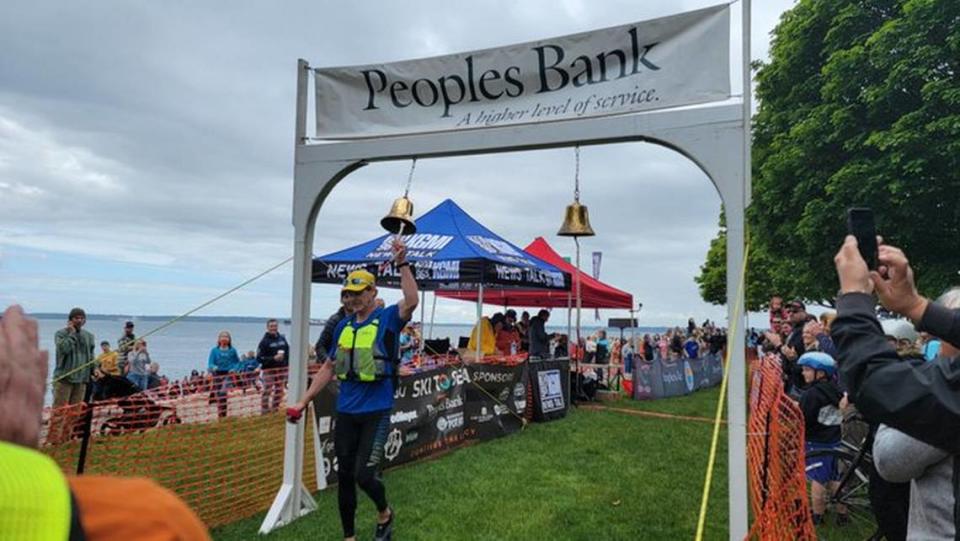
[805,421,883,540]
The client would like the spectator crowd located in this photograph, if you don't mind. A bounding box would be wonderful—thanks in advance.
[748,236,960,540]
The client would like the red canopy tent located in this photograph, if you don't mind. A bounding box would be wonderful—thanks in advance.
[435,237,633,309]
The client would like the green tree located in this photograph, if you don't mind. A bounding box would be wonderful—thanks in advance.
[697,0,960,307]
[694,209,775,311]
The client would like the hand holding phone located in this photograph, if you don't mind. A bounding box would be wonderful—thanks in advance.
[846,208,878,269]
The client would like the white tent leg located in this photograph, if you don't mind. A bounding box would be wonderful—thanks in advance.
[429,292,437,339]
[475,284,484,361]
[419,289,426,358]
[574,238,582,349]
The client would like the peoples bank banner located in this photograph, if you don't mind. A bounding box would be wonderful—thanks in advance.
[314,5,730,138]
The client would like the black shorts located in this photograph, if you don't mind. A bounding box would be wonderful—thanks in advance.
[334,409,392,474]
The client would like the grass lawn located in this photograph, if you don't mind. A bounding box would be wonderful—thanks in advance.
[603,386,726,420]
[213,389,731,540]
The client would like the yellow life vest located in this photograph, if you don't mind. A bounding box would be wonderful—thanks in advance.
[335,317,390,382]
[0,441,74,540]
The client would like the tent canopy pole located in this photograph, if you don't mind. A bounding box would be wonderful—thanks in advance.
[429,292,437,339]
[476,283,484,361]
[419,289,426,358]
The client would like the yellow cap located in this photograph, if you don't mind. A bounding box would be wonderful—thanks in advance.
[342,269,375,292]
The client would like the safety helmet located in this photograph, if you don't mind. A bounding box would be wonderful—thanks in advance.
[880,319,919,343]
[797,351,836,377]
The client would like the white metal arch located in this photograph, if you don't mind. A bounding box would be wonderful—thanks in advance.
[262,60,749,539]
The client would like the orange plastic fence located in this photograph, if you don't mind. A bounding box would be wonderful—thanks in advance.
[746,354,816,540]
[40,354,531,529]
[40,367,316,529]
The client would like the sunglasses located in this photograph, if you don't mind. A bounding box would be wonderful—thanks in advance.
[345,277,371,287]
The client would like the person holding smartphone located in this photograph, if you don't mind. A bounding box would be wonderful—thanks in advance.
[53,308,96,407]
[49,308,97,444]
[833,235,960,451]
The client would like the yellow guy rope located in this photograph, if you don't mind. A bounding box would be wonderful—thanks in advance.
[694,241,750,541]
[51,256,294,384]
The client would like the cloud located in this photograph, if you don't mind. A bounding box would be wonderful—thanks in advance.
[1,0,796,325]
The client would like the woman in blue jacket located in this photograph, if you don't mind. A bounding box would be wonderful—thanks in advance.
[208,330,240,418]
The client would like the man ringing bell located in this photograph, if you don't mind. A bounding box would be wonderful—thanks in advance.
[288,235,417,541]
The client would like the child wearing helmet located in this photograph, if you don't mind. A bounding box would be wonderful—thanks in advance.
[798,351,847,526]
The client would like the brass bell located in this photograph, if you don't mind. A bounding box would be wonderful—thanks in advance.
[557,201,596,237]
[381,196,417,235]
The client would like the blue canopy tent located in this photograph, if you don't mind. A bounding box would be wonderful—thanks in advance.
[312,199,570,292]
[313,199,571,358]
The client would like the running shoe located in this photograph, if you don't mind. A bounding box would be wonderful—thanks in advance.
[374,508,393,541]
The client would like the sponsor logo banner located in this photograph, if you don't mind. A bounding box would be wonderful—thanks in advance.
[491,264,566,289]
[388,367,466,465]
[465,363,529,441]
[683,360,696,393]
[537,369,566,413]
[314,5,730,138]
[659,359,689,398]
[367,233,455,260]
[386,364,528,463]
[320,260,462,284]
[632,354,723,401]
[528,360,570,422]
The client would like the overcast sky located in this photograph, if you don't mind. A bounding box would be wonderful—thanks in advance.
[0,0,795,326]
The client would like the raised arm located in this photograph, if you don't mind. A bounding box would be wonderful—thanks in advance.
[393,238,419,321]
[834,237,960,454]
[917,301,960,350]
[872,243,960,348]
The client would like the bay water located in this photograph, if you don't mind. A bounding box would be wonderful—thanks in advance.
[37,315,667,404]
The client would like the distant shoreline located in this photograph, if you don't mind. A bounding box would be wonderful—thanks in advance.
[29,313,275,324]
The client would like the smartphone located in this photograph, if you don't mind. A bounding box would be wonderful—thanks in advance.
[846,207,878,269]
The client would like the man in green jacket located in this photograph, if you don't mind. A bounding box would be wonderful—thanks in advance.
[53,307,95,407]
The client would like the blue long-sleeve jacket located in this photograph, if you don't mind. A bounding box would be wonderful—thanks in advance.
[208,346,240,373]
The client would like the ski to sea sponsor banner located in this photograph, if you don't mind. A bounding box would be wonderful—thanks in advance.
[313,5,730,138]
[311,386,340,487]
[387,365,471,466]
[314,363,531,475]
[464,363,529,441]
